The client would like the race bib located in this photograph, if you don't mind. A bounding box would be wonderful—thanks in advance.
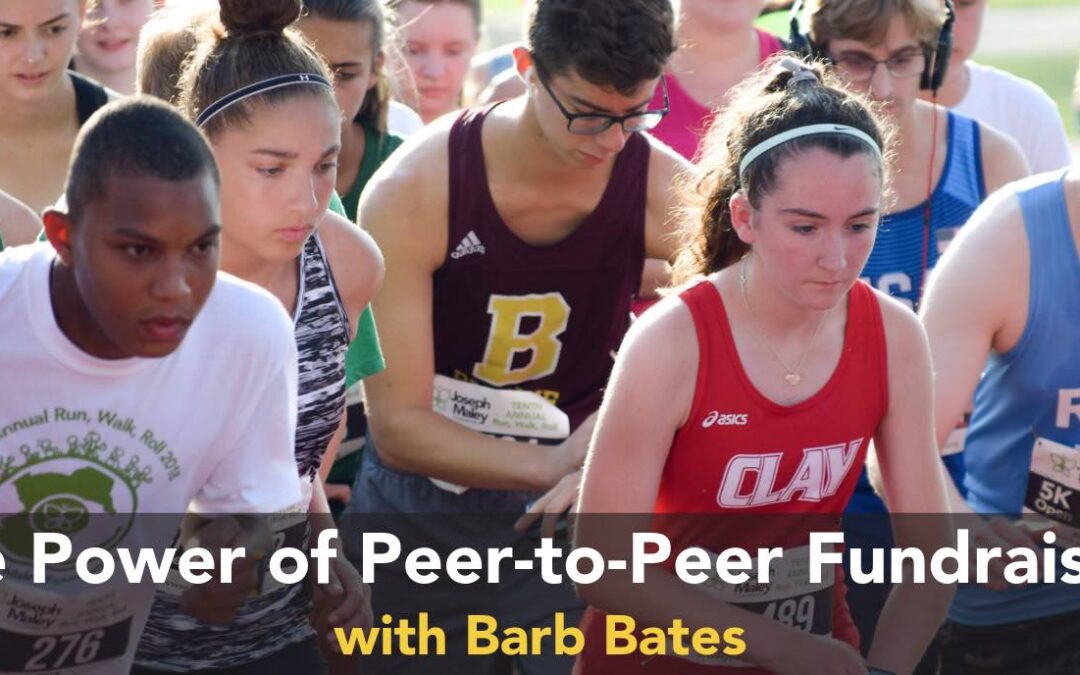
[428,375,570,494]
[681,545,833,667]
[0,582,140,674]
[1024,437,1080,545]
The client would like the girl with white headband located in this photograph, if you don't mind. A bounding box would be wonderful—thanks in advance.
[569,56,953,675]
[132,0,381,672]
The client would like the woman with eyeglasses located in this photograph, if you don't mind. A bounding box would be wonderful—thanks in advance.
[801,0,1029,667]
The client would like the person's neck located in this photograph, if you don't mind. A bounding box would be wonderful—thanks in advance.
[922,60,970,108]
[0,77,75,134]
[219,233,297,296]
[72,61,132,95]
[49,259,125,359]
[670,22,758,76]
[736,256,830,336]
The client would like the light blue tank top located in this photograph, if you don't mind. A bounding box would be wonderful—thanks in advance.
[847,112,985,520]
[951,170,1080,626]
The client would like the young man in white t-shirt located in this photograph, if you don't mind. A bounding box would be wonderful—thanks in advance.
[0,97,303,674]
[922,0,1071,173]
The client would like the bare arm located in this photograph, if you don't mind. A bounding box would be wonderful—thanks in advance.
[643,138,695,262]
[866,296,956,673]
[980,122,1030,195]
[361,130,585,491]
[320,210,385,338]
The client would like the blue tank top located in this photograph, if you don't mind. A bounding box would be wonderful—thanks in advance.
[847,111,985,520]
[951,170,1080,626]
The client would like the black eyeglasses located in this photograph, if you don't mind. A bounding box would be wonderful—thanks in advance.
[534,64,669,136]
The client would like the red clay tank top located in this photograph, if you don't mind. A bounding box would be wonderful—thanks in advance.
[578,278,888,674]
[432,105,648,436]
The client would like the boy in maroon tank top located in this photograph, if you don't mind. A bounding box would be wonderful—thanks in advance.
[341,1,692,674]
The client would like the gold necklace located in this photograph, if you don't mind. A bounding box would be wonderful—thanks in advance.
[738,257,829,386]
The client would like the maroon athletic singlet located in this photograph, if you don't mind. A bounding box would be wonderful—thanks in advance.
[577,279,889,673]
[432,104,648,433]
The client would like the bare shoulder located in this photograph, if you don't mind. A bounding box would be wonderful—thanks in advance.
[619,288,700,388]
[978,119,1031,191]
[874,291,926,354]
[359,115,455,225]
[644,133,695,188]
[0,191,42,247]
[319,210,384,321]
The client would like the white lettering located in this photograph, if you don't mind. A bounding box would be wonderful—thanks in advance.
[360,533,401,582]
[810,532,844,583]
[1056,388,1080,429]
[717,440,863,508]
[34,533,72,583]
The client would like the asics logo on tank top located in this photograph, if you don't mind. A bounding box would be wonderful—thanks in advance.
[450,230,486,259]
[717,439,864,508]
[701,411,749,428]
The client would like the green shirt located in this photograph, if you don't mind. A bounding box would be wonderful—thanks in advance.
[340,122,405,223]
[327,190,386,385]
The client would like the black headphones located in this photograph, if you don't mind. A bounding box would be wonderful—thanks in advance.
[787,0,955,92]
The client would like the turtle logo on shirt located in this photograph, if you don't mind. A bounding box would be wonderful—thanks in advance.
[0,440,137,566]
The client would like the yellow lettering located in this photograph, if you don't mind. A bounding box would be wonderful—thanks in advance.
[473,293,570,386]
[333,627,380,656]
[605,615,637,655]
[692,627,720,656]
[723,627,747,656]
[468,614,499,655]
[639,627,666,656]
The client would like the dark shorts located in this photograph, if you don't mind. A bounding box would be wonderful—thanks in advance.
[341,439,583,675]
[940,608,1080,675]
[130,636,326,675]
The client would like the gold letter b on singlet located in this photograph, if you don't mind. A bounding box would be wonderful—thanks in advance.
[472,293,571,387]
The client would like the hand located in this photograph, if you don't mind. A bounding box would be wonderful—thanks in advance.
[768,633,866,675]
[515,470,581,537]
[311,555,374,653]
[970,516,1043,591]
[324,482,352,507]
[549,413,598,484]
[179,515,273,624]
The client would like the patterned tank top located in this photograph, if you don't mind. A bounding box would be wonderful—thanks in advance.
[135,233,350,669]
[578,279,889,674]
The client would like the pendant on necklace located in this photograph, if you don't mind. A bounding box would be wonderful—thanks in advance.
[785,373,801,386]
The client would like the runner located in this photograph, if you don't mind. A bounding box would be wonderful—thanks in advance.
[71,0,154,95]
[573,56,953,675]
[0,0,112,214]
[921,165,1080,672]
[297,0,406,516]
[647,0,785,161]
[343,0,688,672]
[133,0,381,672]
[297,0,405,222]
[918,0,1072,173]
[798,0,1029,660]
[385,0,480,124]
[0,95,302,675]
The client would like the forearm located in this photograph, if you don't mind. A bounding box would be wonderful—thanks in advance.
[868,580,954,672]
[370,406,562,491]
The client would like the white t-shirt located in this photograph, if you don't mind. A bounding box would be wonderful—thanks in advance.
[387,100,425,138]
[954,61,1072,174]
[0,243,302,675]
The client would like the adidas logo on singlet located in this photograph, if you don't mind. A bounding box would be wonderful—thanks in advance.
[451,231,486,259]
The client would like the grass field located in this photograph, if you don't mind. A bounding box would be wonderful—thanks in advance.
[980,52,1078,137]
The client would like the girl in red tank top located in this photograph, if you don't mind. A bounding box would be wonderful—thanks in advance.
[572,58,953,675]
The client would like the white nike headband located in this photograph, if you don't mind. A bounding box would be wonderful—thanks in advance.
[738,123,883,178]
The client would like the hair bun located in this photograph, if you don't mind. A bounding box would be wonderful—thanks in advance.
[219,0,301,35]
